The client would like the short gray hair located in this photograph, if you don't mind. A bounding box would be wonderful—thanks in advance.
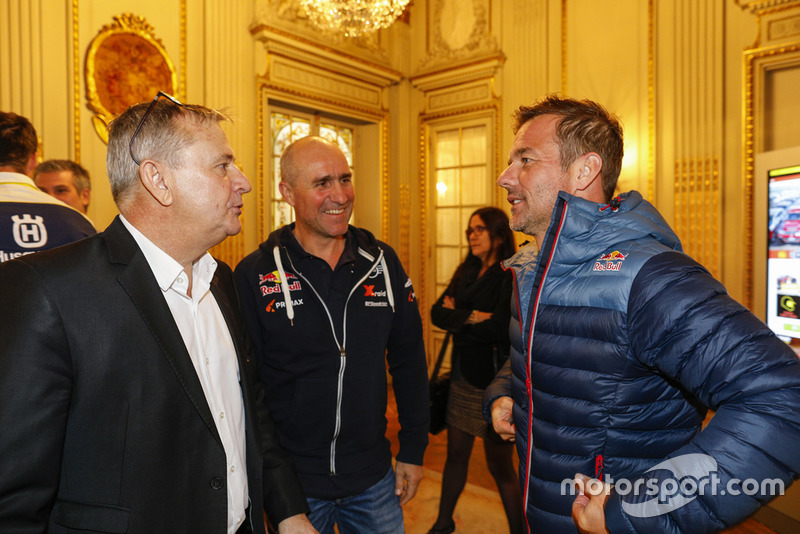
[34,159,91,193]
[106,98,228,206]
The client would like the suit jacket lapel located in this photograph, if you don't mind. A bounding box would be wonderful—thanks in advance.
[210,269,251,403]
[105,217,223,448]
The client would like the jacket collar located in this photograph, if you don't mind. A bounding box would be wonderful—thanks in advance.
[105,216,225,448]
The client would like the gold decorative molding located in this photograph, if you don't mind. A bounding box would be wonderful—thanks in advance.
[562,0,568,95]
[85,14,177,143]
[673,156,721,279]
[742,41,800,308]
[768,13,800,41]
[738,0,800,47]
[399,183,410,267]
[72,0,80,161]
[180,0,187,101]
[381,117,390,242]
[256,87,267,245]
[419,0,499,71]
[418,117,429,331]
[259,81,387,119]
[249,22,393,72]
[647,0,655,201]
[271,59,382,108]
[736,0,800,15]
[410,55,505,93]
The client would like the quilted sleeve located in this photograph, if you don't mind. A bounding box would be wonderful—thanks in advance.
[604,251,800,533]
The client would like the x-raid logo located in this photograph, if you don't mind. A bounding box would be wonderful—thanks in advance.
[364,284,388,307]
[363,284,387,298]
[593,250,626,272]
[259,270,301,296]
[12,214,48,248]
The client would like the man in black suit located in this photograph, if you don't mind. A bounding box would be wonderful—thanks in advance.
[0,94,316,534]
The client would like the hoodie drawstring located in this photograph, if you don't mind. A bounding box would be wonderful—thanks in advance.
[273,246,295,325]
[600,196,622,212]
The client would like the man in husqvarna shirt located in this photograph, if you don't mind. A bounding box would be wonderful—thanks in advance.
[235,136,429,533]
[483,94,800,533]
[0,112,95,262]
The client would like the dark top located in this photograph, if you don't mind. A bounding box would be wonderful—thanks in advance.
[431,261,512,389]
[0,217,308,533]
[234,224,429,500]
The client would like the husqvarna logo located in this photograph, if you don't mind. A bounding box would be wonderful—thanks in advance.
[12,214,48,248]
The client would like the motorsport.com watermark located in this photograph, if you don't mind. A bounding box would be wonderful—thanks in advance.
[561,454,785,518]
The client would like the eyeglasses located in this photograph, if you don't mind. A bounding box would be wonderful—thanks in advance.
[129,91,183,166]
[465,225,487,238]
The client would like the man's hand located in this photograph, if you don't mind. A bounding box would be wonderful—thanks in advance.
[277,513,318,533]
[394,461,423,506]
[571,473,610,534]
[443,296,455,309]
[490,396,516,441]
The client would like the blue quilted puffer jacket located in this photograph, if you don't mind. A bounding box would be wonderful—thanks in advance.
[484,191,800,533]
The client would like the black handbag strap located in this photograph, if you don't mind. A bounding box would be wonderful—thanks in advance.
[492,342,506,375]
[431,332,451,381]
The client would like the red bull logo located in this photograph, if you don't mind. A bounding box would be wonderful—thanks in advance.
[259,271,297,285]
[593,250,626,272]
[598,251,627,261]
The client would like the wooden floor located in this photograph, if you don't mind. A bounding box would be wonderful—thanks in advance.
[386,389,777,534]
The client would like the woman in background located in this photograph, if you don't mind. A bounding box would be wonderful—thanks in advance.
[427,207,523,534]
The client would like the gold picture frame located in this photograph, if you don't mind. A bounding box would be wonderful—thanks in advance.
[85,14,177,143]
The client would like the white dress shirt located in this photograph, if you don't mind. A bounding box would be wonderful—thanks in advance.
[120,216,248,534]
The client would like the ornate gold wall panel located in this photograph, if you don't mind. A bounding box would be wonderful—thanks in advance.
[420,0,498,72]
[740,0,800,308]
[412,1,503,342]
[73,0,81,161]
[664,0,724,280]
[743,41,800,308]
[206,0,253,267]
[674,157,720,277]
[1,1,47,151]
[85,14,178,144]
[399,183,410,267]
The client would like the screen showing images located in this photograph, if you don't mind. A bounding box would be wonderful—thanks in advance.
[767,164,800,341]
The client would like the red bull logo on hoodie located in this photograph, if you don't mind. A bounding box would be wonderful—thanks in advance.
[259,270,301,295]
[593,250,626,272]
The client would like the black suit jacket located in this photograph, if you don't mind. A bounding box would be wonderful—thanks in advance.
[0,217,308,533]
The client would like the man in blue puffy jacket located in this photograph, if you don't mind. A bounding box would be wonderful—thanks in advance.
[483,94,800,533]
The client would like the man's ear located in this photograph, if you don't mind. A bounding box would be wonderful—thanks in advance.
[25,152,38,177]
[278,180,295,207]
[572,153,603,198]
[80,188,91,210]
[139,160,173,207]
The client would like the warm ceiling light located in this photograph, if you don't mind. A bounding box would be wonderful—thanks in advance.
[299,0,411,38]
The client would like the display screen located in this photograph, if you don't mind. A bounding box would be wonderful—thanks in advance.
[767,164,800,341]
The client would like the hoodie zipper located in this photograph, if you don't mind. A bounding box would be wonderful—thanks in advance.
[279,246,385,475]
